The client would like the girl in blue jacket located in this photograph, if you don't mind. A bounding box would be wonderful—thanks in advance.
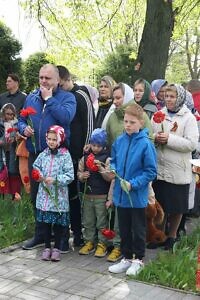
[108,103,157,276]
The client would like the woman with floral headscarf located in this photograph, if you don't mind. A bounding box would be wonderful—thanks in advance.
[32,125,74,262]
[151,84,199,250]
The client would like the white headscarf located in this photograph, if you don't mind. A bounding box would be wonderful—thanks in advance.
[101,83,134,129]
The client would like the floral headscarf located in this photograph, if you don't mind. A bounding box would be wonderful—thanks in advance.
[46,125,66,147]
[173,84,186,112]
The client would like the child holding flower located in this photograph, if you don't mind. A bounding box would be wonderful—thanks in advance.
[78,128,114,257]
[0,103,22,198]
[32,125,74,261]
[108,103,157,276]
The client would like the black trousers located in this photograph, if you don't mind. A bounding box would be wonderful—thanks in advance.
[117,207,146,260]
[68,159,82,237]
[43,223,64,249]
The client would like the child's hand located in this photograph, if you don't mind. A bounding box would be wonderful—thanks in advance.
[82,171,90,180]
[120,179,131,192]
[44,177,54,185]
[105,200,113,209]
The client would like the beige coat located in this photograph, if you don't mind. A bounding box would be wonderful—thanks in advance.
[152,105,199,184]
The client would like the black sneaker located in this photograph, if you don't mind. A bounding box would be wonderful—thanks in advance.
[163,237,176,251]
[74,235,84,247]
[22,238,44,250]
[60,239,70,254]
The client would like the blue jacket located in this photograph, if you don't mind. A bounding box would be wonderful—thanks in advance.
[18,87,76,153]
[111,129,157,208]
[33,147,74,212]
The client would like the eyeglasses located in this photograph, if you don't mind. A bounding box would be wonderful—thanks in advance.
[39,76,52,80]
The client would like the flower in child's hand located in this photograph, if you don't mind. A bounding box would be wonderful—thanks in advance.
[86,153,99,172]
[23,176,30,183]
[13,192,21,201]
[101,207,115,240]
[31,169,41,181]
[101,228,116,240]
[7,128,18,134]
[120,179,131,192]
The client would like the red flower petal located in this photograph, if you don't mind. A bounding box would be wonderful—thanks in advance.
[86,153,99,172]
[153,111,165,123]
[20,106,37,117]
[23,176,30,183]
[101,228,116,240]
[31,169,41,181]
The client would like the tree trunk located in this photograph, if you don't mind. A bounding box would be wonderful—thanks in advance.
[132,0,174,83]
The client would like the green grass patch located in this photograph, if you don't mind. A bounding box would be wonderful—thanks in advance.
[134,227,200,293]
[0,192,34,249]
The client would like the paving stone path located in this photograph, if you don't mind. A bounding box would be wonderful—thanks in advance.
[0,237,199,300]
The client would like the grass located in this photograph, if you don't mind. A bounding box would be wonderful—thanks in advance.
[0,191,34,249]
[134,226,200,293]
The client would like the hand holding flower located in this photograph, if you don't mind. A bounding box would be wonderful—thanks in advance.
[81,171,90,181]
[105,199,113,209]
[120,179,131,192]
[155,132,169,144]
[24,126,34,137]
[44,176,54,185]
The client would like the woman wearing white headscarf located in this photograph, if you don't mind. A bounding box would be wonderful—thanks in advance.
[152,84,199,250]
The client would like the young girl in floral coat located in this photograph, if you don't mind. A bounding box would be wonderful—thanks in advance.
[32,125,74,261]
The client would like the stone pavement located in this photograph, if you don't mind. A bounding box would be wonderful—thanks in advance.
[0,238,199,300]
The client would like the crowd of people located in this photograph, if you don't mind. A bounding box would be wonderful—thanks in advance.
[0,63,200,277]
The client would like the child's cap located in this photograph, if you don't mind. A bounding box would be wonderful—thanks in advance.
[47,125,66,147]
[90,128,107,147]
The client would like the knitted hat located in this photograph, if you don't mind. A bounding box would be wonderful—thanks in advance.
[90,128,107,147]
[46,125,66,147]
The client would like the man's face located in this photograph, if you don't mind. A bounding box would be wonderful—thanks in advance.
[6,77,18,92]
[59,78,73,91]
[39,66,59,90]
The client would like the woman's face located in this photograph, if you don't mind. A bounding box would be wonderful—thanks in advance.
[157,86,166,101]
[165,90,177,111]
[99,80,111,99]
[113,88,124,109]
[134,83,144,102]
[4,109,15,121]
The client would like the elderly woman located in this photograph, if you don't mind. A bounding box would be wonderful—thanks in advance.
[152,84,199,250]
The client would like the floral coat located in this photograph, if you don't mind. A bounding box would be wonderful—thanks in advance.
[33,147,74,212]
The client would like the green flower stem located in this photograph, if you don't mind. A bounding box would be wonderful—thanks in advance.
[41,181,61,215]
[98,160,133,208]
[27,118,36,154]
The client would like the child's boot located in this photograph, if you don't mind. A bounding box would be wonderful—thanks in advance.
[79,241,95,255]
[94,242,107,257]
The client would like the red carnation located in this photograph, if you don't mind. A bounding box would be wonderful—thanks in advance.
[31,169,41,181]
[7,128,18,134]
[23,176,30,184]
[195,115,200,121]
[86,153,99,172]
[20,107,37,118]
[101,228,116,240]
[153,111,165,123]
